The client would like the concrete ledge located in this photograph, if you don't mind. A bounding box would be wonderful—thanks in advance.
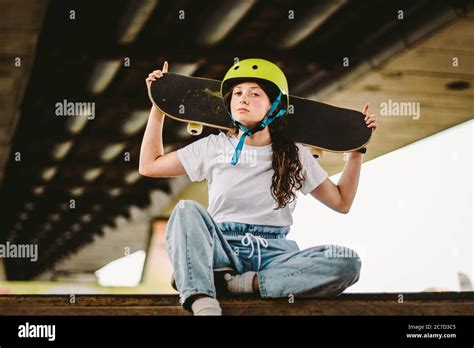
[0,292,473,316]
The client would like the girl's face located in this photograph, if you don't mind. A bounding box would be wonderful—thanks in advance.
[230,82,271,128]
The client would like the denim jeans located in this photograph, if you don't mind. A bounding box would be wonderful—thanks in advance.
[166,200,361,310]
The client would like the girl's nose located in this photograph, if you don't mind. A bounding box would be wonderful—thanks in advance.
[240,96,249,105]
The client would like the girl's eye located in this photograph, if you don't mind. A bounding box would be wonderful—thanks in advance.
[251,93,260,97]
[233,91,242,95]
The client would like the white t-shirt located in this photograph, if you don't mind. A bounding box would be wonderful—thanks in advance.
[177,132,328,227]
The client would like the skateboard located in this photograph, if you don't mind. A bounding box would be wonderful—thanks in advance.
[148,73,372,158]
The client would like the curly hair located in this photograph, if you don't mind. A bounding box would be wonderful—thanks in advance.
[223,83,304,209]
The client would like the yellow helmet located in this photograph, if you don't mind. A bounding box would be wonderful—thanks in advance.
[220,58,289,107]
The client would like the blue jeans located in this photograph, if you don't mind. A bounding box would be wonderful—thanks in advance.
[166,200,361,310]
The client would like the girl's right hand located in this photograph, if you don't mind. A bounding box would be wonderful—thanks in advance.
[146,61,168,89]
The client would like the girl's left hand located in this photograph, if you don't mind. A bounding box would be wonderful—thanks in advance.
[363,103,378,132]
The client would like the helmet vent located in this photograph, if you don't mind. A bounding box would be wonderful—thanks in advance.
[252,65,258,69]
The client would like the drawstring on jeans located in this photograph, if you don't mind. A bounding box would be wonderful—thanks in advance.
[241,233,269,271]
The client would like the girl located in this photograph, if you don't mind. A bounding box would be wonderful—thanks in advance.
[140,59,378,315]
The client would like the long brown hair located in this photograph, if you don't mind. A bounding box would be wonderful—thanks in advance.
[223,83,304,209]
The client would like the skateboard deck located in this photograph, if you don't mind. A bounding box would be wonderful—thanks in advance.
[148,73,372,154]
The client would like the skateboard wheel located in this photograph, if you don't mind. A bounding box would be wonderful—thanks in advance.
[309,147,322,159]
[187,123,203,136]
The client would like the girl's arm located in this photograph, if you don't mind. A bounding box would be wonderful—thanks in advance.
[138,105,186,178]
[310,152,363,213]
[139,62,186,178]
[310,103,378,213]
